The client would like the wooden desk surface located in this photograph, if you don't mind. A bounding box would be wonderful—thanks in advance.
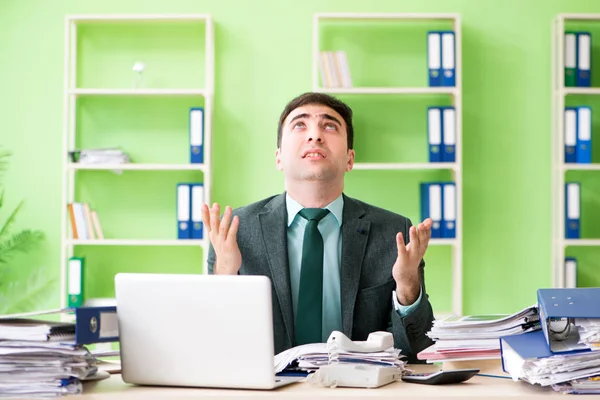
[76,360,591,399]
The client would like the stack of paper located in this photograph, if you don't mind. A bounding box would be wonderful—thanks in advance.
[576,318,600,350]
[0,311,104,397]
[501,330,600,389]
[418,305,540,362]
[275,343,404,373]
[70,147,131,165]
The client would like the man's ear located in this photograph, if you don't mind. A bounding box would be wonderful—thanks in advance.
[346,149,355,172]
[276,148,283,171]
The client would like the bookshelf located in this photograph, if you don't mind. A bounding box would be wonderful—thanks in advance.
[552,14,600,289]
[60,14,213,309]
[312,13,463,316]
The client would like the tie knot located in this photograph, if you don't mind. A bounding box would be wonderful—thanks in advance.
[299,208,329,222]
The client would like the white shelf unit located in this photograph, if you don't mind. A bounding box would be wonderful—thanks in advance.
[552,14,600,288]
[60,14,214,309]
[312,13,463,316]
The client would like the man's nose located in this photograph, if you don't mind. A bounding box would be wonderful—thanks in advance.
[307,127,323,143]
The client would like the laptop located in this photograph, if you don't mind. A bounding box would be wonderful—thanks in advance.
[114,273,303,389]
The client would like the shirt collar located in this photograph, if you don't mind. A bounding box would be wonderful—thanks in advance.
[286,192,344,227]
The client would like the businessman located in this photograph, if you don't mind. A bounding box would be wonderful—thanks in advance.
[203,92,435,362]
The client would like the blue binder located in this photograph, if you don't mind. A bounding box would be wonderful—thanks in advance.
[420,182,442,238]
[564,107,577,163]
[576,106,591,164]
[442,182,456,238]
[177,183,192,239]
[427,107,442,162]
[73,306,118,345]
[427,31,442,87]
[441,31,456,87]
[442,107,456,162]
[537,288,600,353]
[190,107,204,164]
[190,183,204,239]
[565,182,580,239]
[576,32,591,87]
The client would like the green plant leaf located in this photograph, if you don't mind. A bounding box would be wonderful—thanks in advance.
[0,148,10,175]
[0,230,45,265]
[0,200,24,240]
[0,266,57,314]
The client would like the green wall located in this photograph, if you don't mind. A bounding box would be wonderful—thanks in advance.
[1,0,600,316]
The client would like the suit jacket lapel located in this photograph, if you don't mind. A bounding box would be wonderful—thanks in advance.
[340,194,370,337]
[258,194,294,345]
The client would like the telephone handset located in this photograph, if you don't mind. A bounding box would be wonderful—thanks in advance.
[326,330,394,353]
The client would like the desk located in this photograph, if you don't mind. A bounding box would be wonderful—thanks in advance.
[76,360,582,399]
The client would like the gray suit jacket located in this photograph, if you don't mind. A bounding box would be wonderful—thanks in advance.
[207,193,435,363]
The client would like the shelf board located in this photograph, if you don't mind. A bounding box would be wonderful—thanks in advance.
[558,14,600,21]
[68,88,207,96]
[429,239,457,246]
[314,87,457,95]
[563,164,600,171]
[353,162,458,171]
[564,239,600,247]
[67,14,211,23]
[562,88,600,96]
[315,13,460,21]
[67,239,205,246]
[68,163,205,171]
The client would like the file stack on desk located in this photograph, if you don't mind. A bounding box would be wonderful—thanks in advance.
[499,288,600,393]
[417,305,540,362]
[0,307,118,397]
[274,331,406,374]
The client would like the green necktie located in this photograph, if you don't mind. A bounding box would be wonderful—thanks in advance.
[295,208,330,345]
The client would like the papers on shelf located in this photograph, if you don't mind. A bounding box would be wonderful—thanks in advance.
[72,147,131,165]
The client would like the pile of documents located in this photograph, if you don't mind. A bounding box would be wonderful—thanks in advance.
[418,305,540,362]
[501,330,600,389]
[498,288,600,392]
[275,331,406,374]
[0,308,113,397]
[70,147,130,165]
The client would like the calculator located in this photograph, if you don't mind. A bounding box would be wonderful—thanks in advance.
[401,369,480,385]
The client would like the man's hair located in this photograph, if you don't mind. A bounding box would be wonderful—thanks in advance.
[277,92,354,149]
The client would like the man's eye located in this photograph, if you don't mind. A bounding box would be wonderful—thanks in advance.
[293,122,305,129]
[325,123,337,130]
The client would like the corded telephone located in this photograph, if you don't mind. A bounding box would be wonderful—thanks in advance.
[327,330,394,353]
[306,330,401,388]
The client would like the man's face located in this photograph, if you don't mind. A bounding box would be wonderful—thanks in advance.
[276,103,355,184]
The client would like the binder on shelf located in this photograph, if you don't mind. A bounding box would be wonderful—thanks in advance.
[191,183,204,239]
[565,182,580,239]
[565,257,577,288]
[564,32,577,87]
[177,183,192,239]
[442,107,456,162]
[576,106,591,164]
[442,182,456,239]
[67,257,84,308]
[441,31,456,87]
[427,107,442,162]
[420,183,442,238]
[72,306,118,345]
[190,107,204,164]
[564,107,577,163]
[427,31,441,87]
[537,288,600,353]
[576,32,591,87]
